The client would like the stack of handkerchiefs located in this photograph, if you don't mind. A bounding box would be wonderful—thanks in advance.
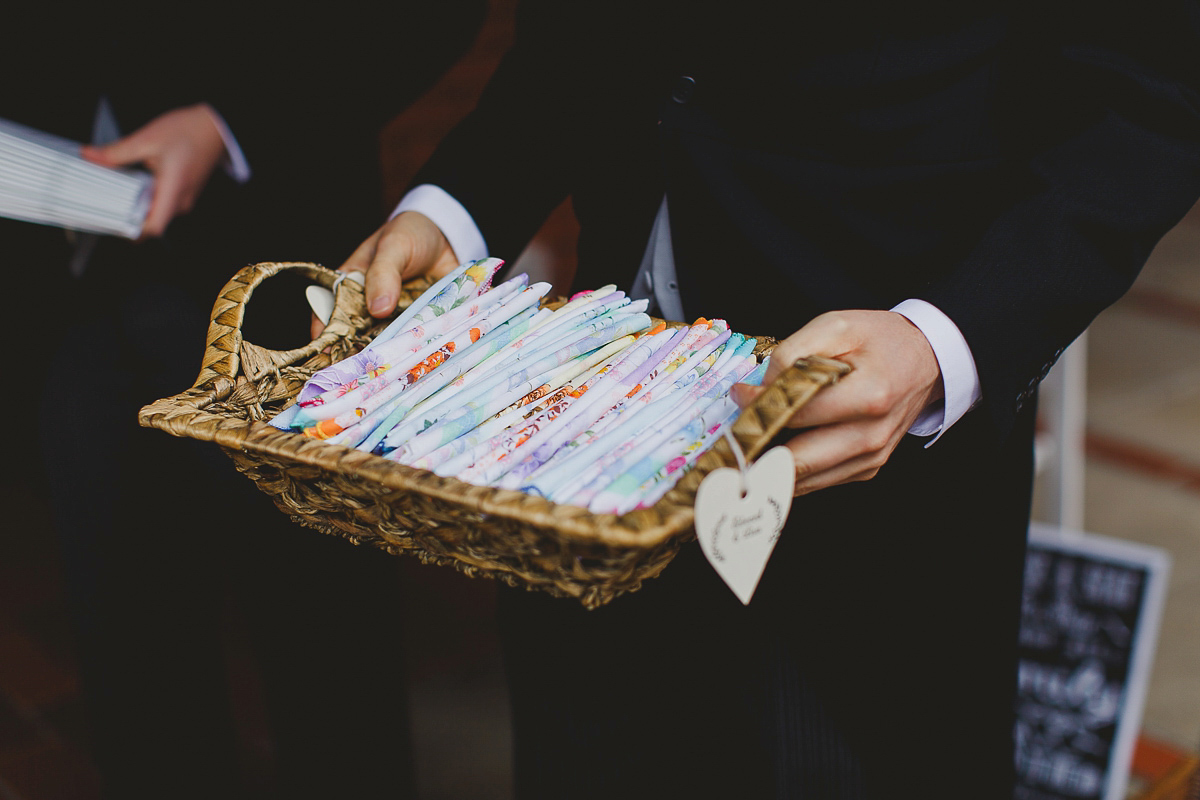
[271,258,766,514]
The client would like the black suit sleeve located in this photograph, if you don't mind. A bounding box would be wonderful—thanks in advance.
[408,0,668,271]
[407,1,585,260]
[101,2,486,273]
[197,1,486,180]
[921,2,1200,441]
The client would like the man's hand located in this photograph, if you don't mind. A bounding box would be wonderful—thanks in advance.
[730,310,943,496]
[81,104,227,238]
[310,211,460,339]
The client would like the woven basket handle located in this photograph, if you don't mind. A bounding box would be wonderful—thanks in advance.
[191,261,372,390]
[657,355,852,519]
[725,355,852,464]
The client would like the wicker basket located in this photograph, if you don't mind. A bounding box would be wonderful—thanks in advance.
[139,262,850,608]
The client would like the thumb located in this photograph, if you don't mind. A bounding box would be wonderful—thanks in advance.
[730,382,764,409]
[81,133,152,168]
[138,167,184,238]
[764,313,860,385]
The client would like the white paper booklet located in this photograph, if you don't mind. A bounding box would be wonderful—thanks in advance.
[0,116,152,239]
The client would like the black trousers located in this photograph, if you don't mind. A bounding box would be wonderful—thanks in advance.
[30,233,415,799]
[499,405,1035,800]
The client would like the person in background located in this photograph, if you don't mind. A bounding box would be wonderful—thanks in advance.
[334,2,1200,798]
[3,3,485,798]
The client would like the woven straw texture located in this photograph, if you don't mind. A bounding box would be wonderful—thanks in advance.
[139,262,850,608]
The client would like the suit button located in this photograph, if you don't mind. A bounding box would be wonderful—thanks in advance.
[672,75,697,104]
[1015,385,1034,413]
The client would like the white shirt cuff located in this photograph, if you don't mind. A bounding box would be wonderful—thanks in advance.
[202,106,251,184]
[891,298,982,446]
[391,184,488,263]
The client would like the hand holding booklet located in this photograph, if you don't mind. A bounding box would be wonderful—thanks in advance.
[0,116,152,239]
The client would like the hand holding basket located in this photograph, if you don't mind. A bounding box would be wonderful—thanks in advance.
[139,262,850,608]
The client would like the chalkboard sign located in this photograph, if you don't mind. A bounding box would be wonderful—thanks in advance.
[1014,523,1171,800]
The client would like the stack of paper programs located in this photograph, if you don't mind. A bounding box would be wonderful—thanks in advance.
[272,258,767,514]
[0,117,152,239]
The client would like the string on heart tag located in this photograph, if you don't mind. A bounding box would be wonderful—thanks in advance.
[695,433,796,605]
[723,429,749,497]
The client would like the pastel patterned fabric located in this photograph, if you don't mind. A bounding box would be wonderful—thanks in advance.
[270,258,506,431]
[289,279,548,439]
[271,264,765,510]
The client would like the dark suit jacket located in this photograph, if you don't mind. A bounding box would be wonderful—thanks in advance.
[408,3,1200,797]
[415,1,1200,436]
